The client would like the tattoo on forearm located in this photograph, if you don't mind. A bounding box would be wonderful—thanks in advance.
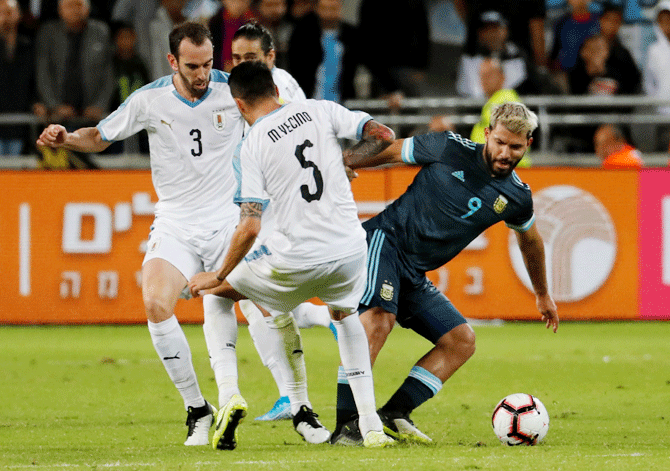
[240,202,263,219]
[343,121,394,166]
[363,121,395,143]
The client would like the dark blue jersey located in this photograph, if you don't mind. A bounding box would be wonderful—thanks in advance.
[367,131,535,274]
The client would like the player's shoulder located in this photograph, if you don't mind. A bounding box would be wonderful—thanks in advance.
[132,75,174,97]
[271,67,292,81]
[415,131,478,154]
[209,69,230,85]
[507,170,532,195]
[120,75,174,107]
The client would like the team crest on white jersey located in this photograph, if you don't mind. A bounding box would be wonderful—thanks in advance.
[493,195,508,214]
[380,282,394,301]
[148,237,161,253]
[212,110,226,131]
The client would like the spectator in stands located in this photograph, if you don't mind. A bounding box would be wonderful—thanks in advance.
[111,22,150,109]
[434,58,532,168]
[456,10,537,98]
[598,2,640,95]
[288,0,311,21]
[287,0,358,102]
[109,22,150,154]
[568,34,625,95]
[357,0,430,105]
[594,124,643,169]
[35,0,114,125]
[0,0,44,155]
[111,0,160,69]
[550,0,599,92]
[644,0,670,152]
[149,0,187,80]
[254,0,291,69]
[208,0,257,71]
[456,0,547,73]
[183,0,220,22]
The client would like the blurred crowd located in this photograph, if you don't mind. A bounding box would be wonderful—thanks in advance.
[0,0,669,166]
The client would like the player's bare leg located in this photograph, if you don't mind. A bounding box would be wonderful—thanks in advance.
[142,258,215,446]
[415,324,476,382]
[377,321,475,443]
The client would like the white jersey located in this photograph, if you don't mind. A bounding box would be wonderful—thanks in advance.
[273,67,306,103]
[97,70,244,229]
[235,99,370,265]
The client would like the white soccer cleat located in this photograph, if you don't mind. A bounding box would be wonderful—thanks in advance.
[363,430,396,448]
[293,405,331,444]
[184,401,216,446]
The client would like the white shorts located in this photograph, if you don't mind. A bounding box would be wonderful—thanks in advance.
[227,246,367,315]
[143,217,236,280]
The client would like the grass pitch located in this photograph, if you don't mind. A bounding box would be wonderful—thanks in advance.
[0,321,668,470]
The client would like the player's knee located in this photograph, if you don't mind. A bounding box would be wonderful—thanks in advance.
[143,294,173,323]
[361,307,395,337]
[437,323,476,360]
[459,324,476,360]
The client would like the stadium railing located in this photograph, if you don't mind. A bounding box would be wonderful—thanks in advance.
[2,96,670,167]
[343,95,670,154]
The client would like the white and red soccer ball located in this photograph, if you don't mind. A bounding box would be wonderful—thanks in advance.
[492,393,549,446]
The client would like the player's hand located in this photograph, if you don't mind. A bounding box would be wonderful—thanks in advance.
[188,271,222,298]
[345,165,358,181]
[36,124,68,148]
[536,293,558,333]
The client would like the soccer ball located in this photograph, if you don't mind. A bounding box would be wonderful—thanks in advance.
[491,393,549,446]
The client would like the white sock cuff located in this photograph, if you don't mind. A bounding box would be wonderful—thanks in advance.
[147,314,179,336]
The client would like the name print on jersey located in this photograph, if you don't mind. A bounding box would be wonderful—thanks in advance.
[267,111,313,143]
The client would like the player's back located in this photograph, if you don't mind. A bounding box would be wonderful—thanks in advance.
[238,99,367,265]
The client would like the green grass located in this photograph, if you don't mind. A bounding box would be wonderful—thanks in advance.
[0,321,669,470]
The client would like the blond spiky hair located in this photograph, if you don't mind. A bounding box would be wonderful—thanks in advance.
[489,102,538,139]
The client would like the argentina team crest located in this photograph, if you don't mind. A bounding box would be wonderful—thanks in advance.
[380,282,394,301]
[212,109,226,131]
[493,195,508,214]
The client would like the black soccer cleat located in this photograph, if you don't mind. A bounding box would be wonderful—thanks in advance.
[329,419,364,446]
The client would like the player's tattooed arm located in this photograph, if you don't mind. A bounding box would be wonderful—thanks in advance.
[213,202,263,282]
[239,202,263,220]
[343,120,396,170]
[187,202,263,296]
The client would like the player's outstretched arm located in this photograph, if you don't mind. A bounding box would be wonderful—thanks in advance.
[36,124,111,154]
[515,224,558,332]
[342,120,396,169]
[188,202,262,298]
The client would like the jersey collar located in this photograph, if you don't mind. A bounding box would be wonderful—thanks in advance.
[172,87,213,108]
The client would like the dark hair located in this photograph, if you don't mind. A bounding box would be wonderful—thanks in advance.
[229,61,277,103]
[233,20,275,54]
[169,22,214,59]
[601,2,624,16]
[110,21,137,41]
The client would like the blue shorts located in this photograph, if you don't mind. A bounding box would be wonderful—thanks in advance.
[359,226,467,344]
